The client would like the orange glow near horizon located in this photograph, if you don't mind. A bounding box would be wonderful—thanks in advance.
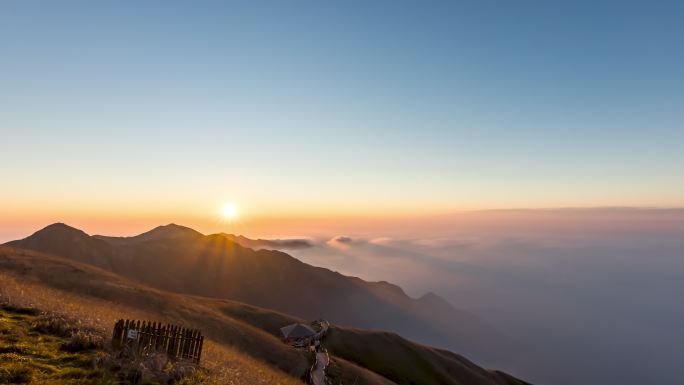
[2,204,684,248]
[2,194,684,243]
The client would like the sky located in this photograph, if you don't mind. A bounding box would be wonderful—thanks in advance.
[1,3,684,384]
[1,0,683,236]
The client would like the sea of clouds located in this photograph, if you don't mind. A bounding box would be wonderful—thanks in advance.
[286,209,684,385]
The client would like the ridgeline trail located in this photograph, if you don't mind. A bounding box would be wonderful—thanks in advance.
[310,320,330,385]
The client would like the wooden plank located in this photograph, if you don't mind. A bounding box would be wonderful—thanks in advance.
[197,335,204,363]
[111,320,120,350]
[189,329,196,360]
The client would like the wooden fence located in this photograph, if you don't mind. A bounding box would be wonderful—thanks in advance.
[112,319,204,364]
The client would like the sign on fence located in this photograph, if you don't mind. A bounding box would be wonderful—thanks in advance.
[127,329,138,339]
[112,319,204,364]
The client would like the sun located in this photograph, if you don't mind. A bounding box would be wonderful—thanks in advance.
[221,203,238,220]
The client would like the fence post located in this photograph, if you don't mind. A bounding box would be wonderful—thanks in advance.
[167,326,173,356]
[123,320,130,348]
[197,335,204,364]
[152,322,159,351]
[171,326,178,358]
[180,327,187,359]
[161,325,168,353]
[111,319,121,350]
[180,328,186,359]
[185,328,192,359]
[196,330,203,363]
[138,321,145,355]
[190,329,198,361]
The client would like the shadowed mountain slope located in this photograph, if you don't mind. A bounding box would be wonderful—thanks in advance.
[6,223,510,365]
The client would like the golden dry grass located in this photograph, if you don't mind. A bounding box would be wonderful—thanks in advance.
[0,264,305,385]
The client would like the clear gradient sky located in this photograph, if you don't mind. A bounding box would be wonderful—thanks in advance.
[1,1,683,237]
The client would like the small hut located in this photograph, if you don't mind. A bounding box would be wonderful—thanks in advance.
[280,323,316,345]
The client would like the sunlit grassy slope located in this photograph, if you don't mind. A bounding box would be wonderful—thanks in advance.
[0,245,526,385]
[0,246,310,385]
[0,305,110,384]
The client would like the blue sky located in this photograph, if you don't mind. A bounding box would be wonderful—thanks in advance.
[1,1,683,224]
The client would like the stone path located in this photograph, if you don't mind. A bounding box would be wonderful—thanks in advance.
[311,350,329,385]
[309,320,330,385]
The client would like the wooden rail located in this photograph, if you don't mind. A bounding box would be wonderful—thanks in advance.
[112,319,204,364]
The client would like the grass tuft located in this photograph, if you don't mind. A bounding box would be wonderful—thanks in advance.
[0,364,34,383]
[60,330,104,352]
[31,313,76,337]
[0,304,41,316]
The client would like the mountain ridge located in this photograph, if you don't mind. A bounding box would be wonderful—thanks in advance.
[5,223,511,366]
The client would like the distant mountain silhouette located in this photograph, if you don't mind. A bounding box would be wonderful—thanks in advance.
[221,233,313,250]
[6,223,509,363]
[7,223,116,268]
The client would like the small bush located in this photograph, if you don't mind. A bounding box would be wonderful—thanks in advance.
[31,313,75,337]
[61,330,104,352]
[0,364,34,383]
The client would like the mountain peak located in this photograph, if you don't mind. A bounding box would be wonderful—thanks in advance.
[42,222,83,230]
[134,224,204,241]
[32,222,90,238]
[159,223,196,232]
[3,222,116,268]
[418,291,454,308]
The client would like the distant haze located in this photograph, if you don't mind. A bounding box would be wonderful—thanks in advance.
[279,208,684,385]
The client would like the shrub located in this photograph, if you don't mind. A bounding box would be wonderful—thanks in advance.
[61,330,104,352]
[0,364,34,383]
[31,313,75,337]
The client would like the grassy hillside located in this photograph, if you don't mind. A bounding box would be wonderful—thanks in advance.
[322,327,530,385]
[0,303,221,385]
[0,246,394,385]
[201,292,529,385]
[0,245,527,385]
[0,246,310,384]
[0,304,112,384]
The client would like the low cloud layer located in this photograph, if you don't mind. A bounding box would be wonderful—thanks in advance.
[288,209,684,385]
[326,235,356,249]
[223,234,314,250]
